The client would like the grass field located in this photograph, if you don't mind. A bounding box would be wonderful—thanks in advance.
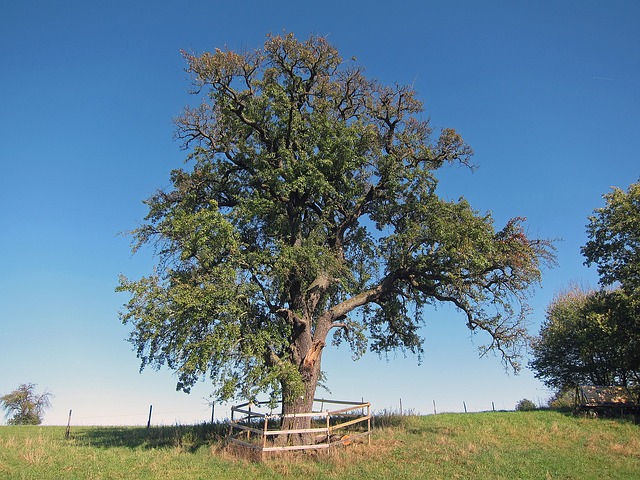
[1,411,638,479]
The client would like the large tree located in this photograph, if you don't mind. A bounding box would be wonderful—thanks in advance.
[118,33,554,427]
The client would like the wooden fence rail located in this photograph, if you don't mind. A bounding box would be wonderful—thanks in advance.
[228,398,371,455]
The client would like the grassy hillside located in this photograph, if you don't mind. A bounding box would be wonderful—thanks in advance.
[1,411,638,479]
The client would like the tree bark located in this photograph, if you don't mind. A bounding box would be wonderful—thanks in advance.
[279,336,324,445]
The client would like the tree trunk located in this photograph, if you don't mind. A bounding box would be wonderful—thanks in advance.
[278,339,324,445]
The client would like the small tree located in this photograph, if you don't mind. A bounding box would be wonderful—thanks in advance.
[1,383,52,425]
[530,286,640,389]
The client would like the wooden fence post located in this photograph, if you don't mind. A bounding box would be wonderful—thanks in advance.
[367,403,371,446]
[147,405,153,429]
[65,410,72,439]
[262,415,269,453]
[246,403,252,441]
[433,400,437,415]
[326,411,331,447]
[463,401,467,413]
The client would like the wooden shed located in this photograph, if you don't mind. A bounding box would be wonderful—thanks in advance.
[575,385,640,415]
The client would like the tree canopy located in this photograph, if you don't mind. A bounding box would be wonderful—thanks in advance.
[1,383,52,425]
[530,287,640,390]
[118,33,554,414]
[582,180,640,296]
[532,180,640,392]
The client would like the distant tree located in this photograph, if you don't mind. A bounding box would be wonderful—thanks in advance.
[117,32,555,437]
[1,383,52,425]
[582,180,640,296]
[532,181,640,404]
[515,398,537,411]
[530,286,640,390]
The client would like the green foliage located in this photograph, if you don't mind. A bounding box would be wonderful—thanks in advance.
[532,181,640,392]
[118,32,554,406]
[547,388,576,411]
[582,180,640,296]
[530,286,640,389]
[1,383,52,425]
[515,398,537,411]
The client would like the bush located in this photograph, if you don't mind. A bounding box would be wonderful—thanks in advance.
[547,388,575,411]
[515,398,537,411]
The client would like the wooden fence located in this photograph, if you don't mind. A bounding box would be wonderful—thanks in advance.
[228,398,371,454]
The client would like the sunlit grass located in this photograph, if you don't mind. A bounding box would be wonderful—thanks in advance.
[0,411,638,479]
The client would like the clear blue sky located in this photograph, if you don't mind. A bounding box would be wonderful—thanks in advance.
[1,0,638,425]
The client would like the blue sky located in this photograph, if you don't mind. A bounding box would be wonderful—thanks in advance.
[1,0,638,425]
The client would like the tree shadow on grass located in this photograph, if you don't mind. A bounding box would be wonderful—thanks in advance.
[541,406,640,426]
[69,422,229,452]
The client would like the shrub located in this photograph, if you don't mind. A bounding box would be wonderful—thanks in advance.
[547,388,576,411]
[515,398,537,411]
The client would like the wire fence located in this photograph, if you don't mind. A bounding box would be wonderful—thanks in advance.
[56,406,221,428]
[49,396,537,429]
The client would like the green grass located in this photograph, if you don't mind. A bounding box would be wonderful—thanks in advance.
[0,411,638,479]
